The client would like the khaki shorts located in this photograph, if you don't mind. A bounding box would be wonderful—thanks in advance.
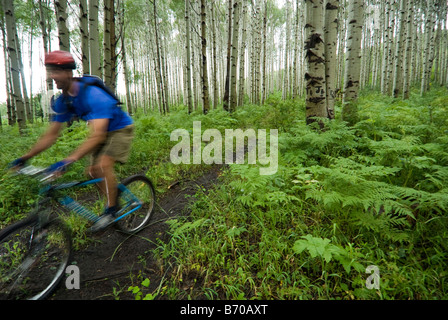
[90,125,134,164]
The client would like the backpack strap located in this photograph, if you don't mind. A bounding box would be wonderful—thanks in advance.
[75,75,122,106]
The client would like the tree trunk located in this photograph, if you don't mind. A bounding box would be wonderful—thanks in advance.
[380,0,391,95]
[304,0,327,127]
[103,0,111,83]
[153,0,167,114]
[15,27,31,123]
[211,0,219,108]
[160,27,169,113]
[392,0,406,98]
[54,0,70,51]
[402,0,413,100]
[324,0,338,119]
[261,0,267,104]
[223,0,232,112]
[421,0,435,95]
[342,0,363,125]
[253,2,261,104]
[282,0,291,100]
[292,0,301,99]
[200,0,210,114]
[3,0,26,131]
[38,0,53,92]
[104,0,117,92]
[80,0,89,75]
[0,5,14,125]
[119,1,132,115]
[89,0,101,77]
[185,0,193,113]
[229,0,240,112]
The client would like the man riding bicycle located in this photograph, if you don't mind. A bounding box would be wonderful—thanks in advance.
[9,50,134,231]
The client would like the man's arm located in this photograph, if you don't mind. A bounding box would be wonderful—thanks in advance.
[65,118,109,163]
[22,121,63,160]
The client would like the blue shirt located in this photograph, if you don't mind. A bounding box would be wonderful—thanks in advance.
[51,81,133,132]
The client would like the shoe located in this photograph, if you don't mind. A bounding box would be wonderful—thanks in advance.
[89,206,119,232]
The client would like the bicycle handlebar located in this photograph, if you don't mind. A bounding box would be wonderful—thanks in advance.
[16,165,58,182]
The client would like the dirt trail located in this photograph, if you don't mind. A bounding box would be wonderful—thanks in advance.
[50,166,222,300]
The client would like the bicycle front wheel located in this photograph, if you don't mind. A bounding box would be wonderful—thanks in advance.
[115,174,156,234]
[0,215,72,300]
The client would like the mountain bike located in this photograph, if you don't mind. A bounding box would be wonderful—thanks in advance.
[0,165,156,300]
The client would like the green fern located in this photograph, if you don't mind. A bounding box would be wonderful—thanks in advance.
[293,234,364,274]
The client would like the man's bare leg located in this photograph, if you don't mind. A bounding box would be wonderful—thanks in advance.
[88,154,118,209]
[88,155,120,231]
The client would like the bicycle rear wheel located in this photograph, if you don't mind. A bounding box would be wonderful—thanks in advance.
[0,215,72,300]
[115,174,156,234]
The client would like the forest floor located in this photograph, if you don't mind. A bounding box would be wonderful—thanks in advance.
[49,165,222,300]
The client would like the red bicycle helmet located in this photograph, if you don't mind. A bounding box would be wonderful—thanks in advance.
[45,50,76,69]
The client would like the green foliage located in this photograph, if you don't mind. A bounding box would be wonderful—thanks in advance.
[2,86,448,300]
[128,278,157,300]
[154,87,448,300]
[0,109,215,229]
[293,235,364,274]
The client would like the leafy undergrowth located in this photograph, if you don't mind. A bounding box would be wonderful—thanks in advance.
[1,87,447,300]
[0,105,217,245]
[151,87,448,300]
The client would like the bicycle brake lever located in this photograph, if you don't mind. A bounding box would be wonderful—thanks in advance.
[17,165,46,176]
[39,172,57,183]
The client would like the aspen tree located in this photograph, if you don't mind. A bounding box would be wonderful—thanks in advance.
[229,0,240,112]
[282,0,291,100]
[421,0,435,95]
[119,1,132,115]
[55,0,70,51]
[440,2,448,87]
[211,0,219,108]
[252,1,262,105]
[103,0,113,87]
[0,11,14,124]
[200,0,210,114]
[342,0,363,125]
[89,0,101,77]
[380,0,391,95]
[152,0,168,113]
[3,0,26,130]
[223,0,232,111]
[185,0,193,113]
[411,5,421,86]
[433,11,442,85]
[336,0,346,90]
[38,0,53,91]
[15,17,31,122]
[160,15,169,113]
[292,0,301,99]
[402,0,413,100]
[371,0,381,89]
[392,0,406,98]
[261,0,268,104]
[304,0,327,127]
[80,0,89,75]
[386,0,395,93]
[238,0,247,107]
[324,0,338,119]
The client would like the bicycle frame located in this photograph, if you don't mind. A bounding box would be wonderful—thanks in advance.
[38,177,143,224]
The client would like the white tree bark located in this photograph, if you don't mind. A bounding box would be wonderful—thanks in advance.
[304,0,327,126]
[342,0,363,125]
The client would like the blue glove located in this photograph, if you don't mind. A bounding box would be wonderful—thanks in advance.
[8,157,27,169]
[46,160,72,174]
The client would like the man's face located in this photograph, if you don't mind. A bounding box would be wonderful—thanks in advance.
[47,68,72,91]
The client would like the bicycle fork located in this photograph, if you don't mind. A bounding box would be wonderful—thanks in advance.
[114,184,143,222]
